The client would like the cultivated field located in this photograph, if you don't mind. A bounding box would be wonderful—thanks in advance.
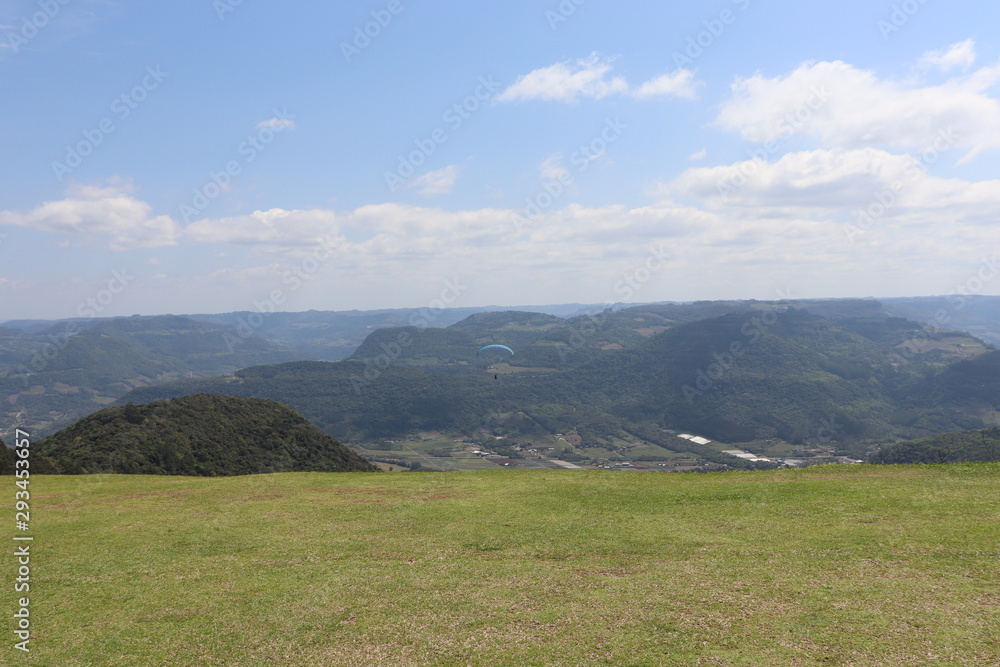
[20,464,1000,665]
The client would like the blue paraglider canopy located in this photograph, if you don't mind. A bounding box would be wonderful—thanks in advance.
[477,344,514,356]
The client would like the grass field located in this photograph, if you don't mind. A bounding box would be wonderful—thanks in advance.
[19,464,1000,665]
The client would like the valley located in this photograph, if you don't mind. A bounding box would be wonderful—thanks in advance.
[13,296,999,470]
[356,428,852,472]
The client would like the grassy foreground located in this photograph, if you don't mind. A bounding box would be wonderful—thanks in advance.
[17,464,1000,665]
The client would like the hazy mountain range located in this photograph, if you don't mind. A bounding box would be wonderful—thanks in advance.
[5,296,1000,467]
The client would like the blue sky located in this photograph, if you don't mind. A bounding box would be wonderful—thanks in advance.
[2,0,999,319]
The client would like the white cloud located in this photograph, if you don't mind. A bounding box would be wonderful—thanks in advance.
[714,58,1000,163]
[410,164,460,196]
[0,184,178,250]
[664,147,1000,237]
[671,148,917,211]
[497,53,695,103]
[183,208,343,246]
[689,148,707,160]
[20,178,995,281]
[10,145,1000,310]
[632,69,697,100]
[497,53,628,103]
[172,200,704,281]
[918,39,976,72]
[9,185,1000,314]
[256,116,296,131]
[539,154,571,183]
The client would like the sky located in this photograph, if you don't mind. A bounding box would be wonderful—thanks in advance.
[1,0,999,319]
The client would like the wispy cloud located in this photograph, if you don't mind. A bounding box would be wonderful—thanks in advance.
[497,53,696,103]
[538,154,571,182]
[632,69,698,100]
[411,164,460,196]
[256,116,296,131]
[918,39,976,72]
[183,207,342,246]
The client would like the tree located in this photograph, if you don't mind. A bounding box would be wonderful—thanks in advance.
[123,403,144,424]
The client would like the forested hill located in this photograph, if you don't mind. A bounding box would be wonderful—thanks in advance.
[33,393,379,475]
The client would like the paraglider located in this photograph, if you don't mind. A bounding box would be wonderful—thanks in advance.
[477,345,512,380]
[477,344,514,356]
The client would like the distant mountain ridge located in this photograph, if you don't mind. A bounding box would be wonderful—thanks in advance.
[9,296,1000,459]
[0,314,304,439]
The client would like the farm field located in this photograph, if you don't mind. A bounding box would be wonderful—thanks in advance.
[22,464,1000,665]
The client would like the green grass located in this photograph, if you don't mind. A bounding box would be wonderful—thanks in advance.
[22,464,1000,665]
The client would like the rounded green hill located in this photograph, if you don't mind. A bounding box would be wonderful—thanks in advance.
[34,393,379,475]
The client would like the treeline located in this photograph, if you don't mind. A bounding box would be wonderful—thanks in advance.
[366,457,425,470]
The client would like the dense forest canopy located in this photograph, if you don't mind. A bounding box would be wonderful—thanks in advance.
[32,393,379,476]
